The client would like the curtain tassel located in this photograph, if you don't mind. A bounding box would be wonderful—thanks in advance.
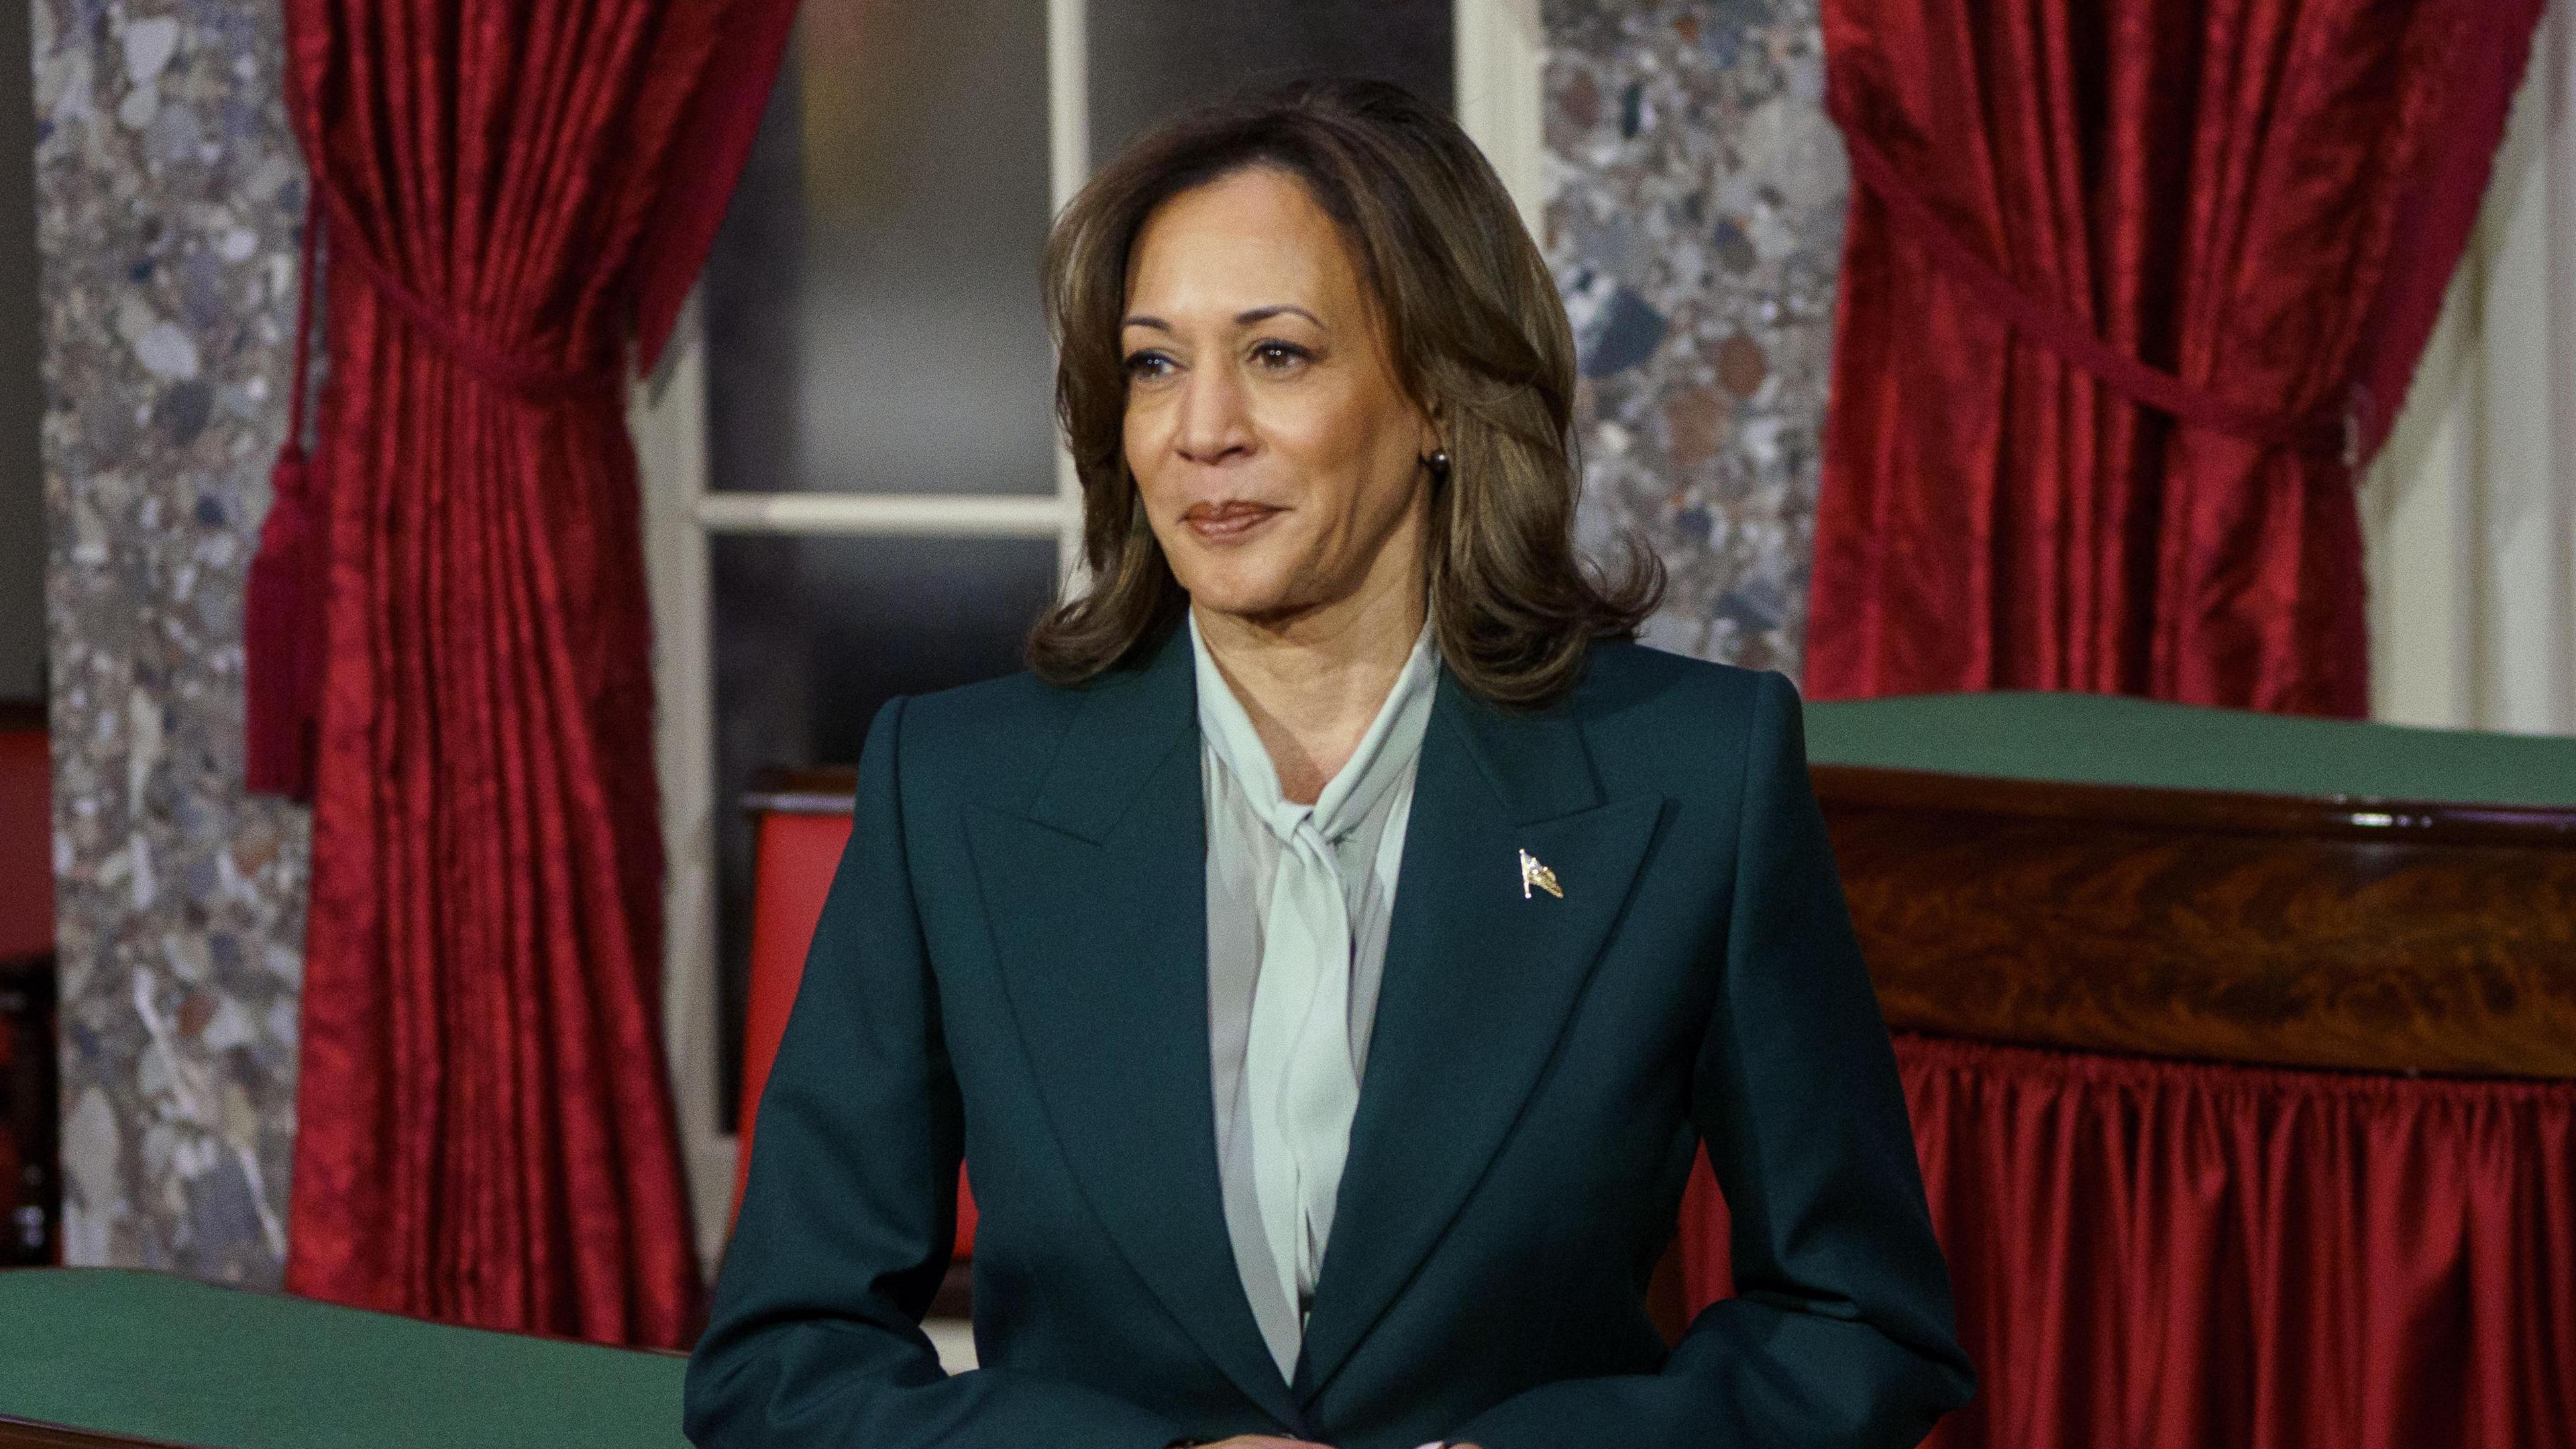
[244,198,324,801]
[244,440,316,799]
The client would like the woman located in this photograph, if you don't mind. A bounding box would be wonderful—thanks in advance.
[686,79,1974,1449]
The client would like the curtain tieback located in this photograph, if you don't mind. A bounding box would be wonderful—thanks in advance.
[313,175,625,403]
[1831,97,2349,462]
[244,154,626,798]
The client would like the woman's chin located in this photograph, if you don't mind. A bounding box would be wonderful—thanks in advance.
[1182,580,1305,625]
[1172,555,1311,623]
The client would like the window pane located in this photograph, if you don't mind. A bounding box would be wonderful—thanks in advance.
[704,0,1056,496]
[708,534,1060,1116]
[1086,0,1453,160]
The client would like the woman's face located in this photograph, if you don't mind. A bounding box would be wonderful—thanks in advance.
[1120,166,1438,628]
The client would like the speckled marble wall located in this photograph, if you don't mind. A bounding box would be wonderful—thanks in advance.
[35,0,307,1284]
[1544,0,1843,676]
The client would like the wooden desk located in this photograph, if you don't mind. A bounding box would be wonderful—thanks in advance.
[1804,691,2576,1078]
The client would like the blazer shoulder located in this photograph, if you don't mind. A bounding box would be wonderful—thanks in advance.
[1570,639,1797,799]
[1573,637,1786,730]
[877,667,1089,810]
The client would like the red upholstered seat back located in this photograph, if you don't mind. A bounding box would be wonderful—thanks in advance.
[0,727,52,964]
[0,722,49,1263]
[735,804,978,1258]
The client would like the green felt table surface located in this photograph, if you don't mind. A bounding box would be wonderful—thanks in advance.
[1801,691,2576,808]
[0,1269,688,1448]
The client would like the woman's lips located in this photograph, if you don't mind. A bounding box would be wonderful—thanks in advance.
[1181,500,1282,543]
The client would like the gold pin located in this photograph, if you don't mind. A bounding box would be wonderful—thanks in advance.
[1519,848,1562,900]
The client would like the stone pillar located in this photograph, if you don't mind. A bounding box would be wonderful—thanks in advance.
[1546,0,1845,676]
[35,0,307,1285]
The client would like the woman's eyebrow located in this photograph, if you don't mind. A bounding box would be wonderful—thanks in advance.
[1236,304,1324,329]
[1119,305,1326,331]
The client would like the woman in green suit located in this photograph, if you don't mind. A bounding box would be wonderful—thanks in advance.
[685,79,1973,1449]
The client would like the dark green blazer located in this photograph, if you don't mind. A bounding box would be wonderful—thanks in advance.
[685,622,1974,1449]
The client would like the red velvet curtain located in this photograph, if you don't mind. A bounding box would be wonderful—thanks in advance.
[1678,1035,2576,1448]
[1806,0,2544,714]
[248,0,798,1346]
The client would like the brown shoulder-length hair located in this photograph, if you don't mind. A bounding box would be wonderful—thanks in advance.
[1028,76,1662,708]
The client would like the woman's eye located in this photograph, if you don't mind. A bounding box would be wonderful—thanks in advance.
[1250,340,1311,371]
[1124,351,1175,381]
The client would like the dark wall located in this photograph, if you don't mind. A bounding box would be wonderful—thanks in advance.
[1085,0,1453,160]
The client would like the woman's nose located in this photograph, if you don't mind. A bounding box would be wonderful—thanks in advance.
[1173,364,1254,465]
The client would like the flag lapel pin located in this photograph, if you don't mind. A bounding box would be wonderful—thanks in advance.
[1519,847,1562,900]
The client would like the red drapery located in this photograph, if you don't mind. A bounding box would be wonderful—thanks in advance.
[1805,0,2544,714]
[1678,1035,2576,1448]
[248,0,798,1345]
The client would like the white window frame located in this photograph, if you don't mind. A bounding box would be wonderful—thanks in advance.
[635,0,1546,1269]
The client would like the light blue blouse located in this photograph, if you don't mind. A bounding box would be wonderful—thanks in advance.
[1189,610,1440,1383]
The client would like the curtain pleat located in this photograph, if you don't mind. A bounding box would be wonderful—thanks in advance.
[1677,1035,2576,1448]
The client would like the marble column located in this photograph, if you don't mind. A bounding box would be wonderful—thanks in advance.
[35,0,307,1285]
[1546,0,1845,677]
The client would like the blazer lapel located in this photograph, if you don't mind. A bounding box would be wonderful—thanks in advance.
[1292,666,1668,1404]
[964,625,1307,1430]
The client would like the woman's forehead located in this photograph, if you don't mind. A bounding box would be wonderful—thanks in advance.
[1123,168,1364,323]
